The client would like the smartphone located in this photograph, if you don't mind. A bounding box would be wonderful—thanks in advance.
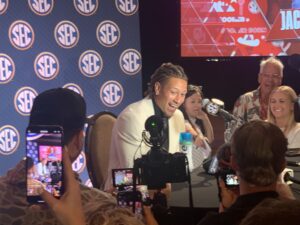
[112,168,135,187]
[225,173,239,187]
[117,190,143,217]
[26,125,64,203]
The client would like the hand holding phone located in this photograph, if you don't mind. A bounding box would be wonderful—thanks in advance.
[225,173,239,187]
[26,125,64,203]
[117,190,143,217]
[218,178,239,210]
[41,146,85,225]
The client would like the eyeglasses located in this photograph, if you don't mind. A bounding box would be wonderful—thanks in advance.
[260,73,282,80]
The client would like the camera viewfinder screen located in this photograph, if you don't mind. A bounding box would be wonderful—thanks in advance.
[112,169,134,187]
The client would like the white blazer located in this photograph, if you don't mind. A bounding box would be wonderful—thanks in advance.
[105,97,185,189]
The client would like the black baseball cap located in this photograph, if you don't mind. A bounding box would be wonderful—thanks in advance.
[29,88,87,131]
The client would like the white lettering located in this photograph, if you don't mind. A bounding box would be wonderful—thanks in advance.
[118,0,136,13]
[281,10,300,30]
[0,129,17,153]
[17,90,35,113]
[0,58,11,80]
[32,0,51,13]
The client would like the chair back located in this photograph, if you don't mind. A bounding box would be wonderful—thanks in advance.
[294,96,300,122]
[85,111,116,189]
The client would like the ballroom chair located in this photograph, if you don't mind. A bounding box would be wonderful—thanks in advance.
[85,111,117,190]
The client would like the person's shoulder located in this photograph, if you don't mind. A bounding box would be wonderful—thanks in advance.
[1,160,26,185]
[239,89,257,99]
[198,209,247,225]
[197,211,223,225]
[79,185,144,225]
[119,97,152,116]
[294,123,300,130]
[289,123,300,136]
[234,90,257,107]
[173,108,184,119]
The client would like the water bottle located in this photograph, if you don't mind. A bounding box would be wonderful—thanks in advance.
[179,132,193,171]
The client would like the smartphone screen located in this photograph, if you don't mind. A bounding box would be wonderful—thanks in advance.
[26,125,64,203]
[225,173,239,187]
[117,190,143,217]
[112,168,134,187]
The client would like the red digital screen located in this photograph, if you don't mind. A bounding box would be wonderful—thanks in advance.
[181,0,300,57]
[39,145,62,161]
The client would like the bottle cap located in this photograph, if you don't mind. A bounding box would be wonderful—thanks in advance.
[179,132,193,143]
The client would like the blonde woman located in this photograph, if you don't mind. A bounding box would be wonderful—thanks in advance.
[267,85,300,148]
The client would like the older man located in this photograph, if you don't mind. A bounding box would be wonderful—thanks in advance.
[198,120,294,225]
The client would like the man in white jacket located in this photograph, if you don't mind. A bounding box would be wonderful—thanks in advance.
[105,63,188,190]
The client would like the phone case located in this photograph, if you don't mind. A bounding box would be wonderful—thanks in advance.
[26,125,64,203]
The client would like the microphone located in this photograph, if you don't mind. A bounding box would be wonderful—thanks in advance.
[202,98,237,121]
[285,173,300,185]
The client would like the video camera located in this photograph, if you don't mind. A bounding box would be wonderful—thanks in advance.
[133,115,189,189]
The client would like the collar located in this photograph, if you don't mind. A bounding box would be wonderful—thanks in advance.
[230,191,278,209]
[188,116,197,124]
[152,98,168,120]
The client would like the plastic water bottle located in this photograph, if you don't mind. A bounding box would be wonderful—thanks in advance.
[179,132,193,171]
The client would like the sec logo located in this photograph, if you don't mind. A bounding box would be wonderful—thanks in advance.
[78,50,103,77]
[9,20,35,51]
[72,151,86,174]
[73,0,98,16]
[63,83,84,96]
[28,0,54,16]
[0,0,9,15]
[100,80,123,107]
[0,53,15,84]
[54,21,79,49]
[96,20,120,47]
[119,48,142,75]
[115,0,138,16]
[34,52,59,80]
[14,87,38,116]
[0,125,20,155]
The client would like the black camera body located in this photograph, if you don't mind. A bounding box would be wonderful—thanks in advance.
[133,115,189,190]
[134,148,188,189]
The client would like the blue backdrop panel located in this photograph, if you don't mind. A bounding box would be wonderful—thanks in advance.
[0,0,142,186]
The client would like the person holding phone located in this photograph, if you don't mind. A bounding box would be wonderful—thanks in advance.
[41,150,157,225]
[0,88,143,225]
[197,121,295,225]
